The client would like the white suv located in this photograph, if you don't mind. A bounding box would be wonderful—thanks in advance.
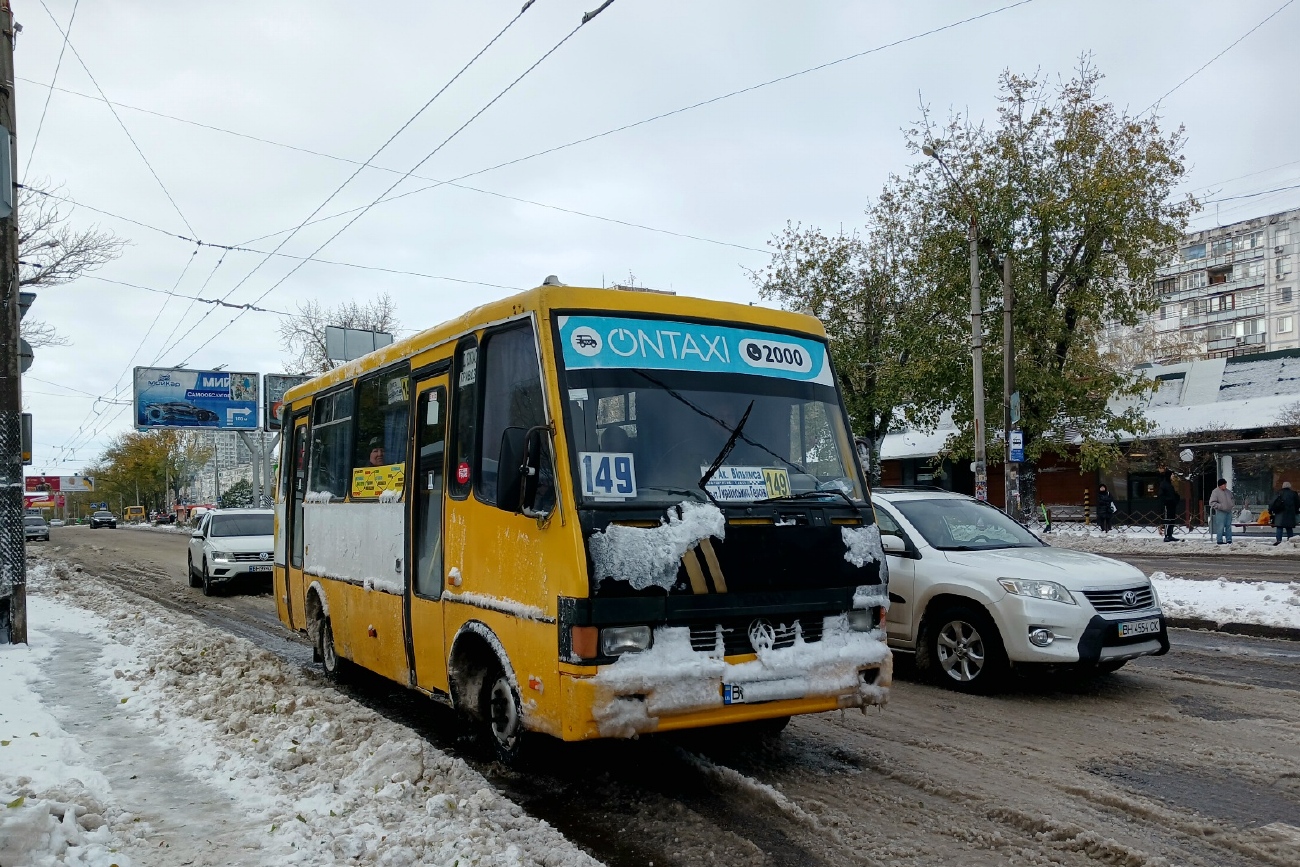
[187,509,275,596]
[872,489,1168,692]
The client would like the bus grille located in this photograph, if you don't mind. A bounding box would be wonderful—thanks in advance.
[687,616,826,657]
[1080,586,1155,612]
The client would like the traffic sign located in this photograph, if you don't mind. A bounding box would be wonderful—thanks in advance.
[1009,430,1024,463]
[1010,391,1021,426]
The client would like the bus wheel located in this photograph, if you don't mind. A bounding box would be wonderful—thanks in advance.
[482,667,524,764]
[318,614,343,679]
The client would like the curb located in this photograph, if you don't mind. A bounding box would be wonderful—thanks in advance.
[1167,616,1300,642]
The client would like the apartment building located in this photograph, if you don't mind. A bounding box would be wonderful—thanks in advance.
[1152,207,1297,358]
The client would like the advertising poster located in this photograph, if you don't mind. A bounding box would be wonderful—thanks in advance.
[264,373,312,431]
[134,367,259,431]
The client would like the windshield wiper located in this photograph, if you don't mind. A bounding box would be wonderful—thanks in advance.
[755,489,858,509]
[696,400,755,501]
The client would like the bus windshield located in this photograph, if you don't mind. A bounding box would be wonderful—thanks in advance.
[556,315,862,506]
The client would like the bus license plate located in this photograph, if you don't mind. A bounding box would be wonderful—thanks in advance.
[248,564,272,573]
[722,683,745,705]
[1118,617,1160,638]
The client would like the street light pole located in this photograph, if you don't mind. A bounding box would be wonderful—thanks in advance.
[1002,255,1017,516]
[925,145,988,501]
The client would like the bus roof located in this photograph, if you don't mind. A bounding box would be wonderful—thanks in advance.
[283,284,827,403]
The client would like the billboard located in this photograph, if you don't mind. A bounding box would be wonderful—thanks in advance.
[25,475,94,493]
[134,367,259,431]
[264,374,312,431]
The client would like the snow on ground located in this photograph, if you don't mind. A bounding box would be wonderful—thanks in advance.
[2,556,600,867]
[121,523,193,536]
[1150,573,1300,630]
[1041,522,1300,556]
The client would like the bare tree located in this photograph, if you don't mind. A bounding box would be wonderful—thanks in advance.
[16,181,127,352]
[18,180,126,289]
[277,294,401,374]
[20,318,70,349]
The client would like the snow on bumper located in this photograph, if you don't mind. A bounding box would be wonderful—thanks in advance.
[589,615,892,738]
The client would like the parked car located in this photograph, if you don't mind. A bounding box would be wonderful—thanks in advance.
[23,515,50,542]
[187,509,274,596]
[49,519,65,527]
[871,488,1169,692]
[89,510,118,529]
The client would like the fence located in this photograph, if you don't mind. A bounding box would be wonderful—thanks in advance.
[1035,501,1276,537]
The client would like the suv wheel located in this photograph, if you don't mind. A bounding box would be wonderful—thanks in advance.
[918,603,1007,693]
[187,553,201,588]
[200,559,217,597]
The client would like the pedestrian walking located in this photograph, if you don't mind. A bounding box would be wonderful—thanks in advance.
[1208,478,1234,545]
[1270,481,1299,546]
[1158,466,1182,542]
[1096,484,1116,532]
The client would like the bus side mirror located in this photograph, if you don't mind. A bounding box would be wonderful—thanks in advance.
[497,426,550,516]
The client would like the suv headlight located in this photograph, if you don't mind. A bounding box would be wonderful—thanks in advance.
[211,550,233,563]
[998,578,1076,605]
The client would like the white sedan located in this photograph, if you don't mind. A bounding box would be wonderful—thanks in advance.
[872,489,1168,692]
[187,509,275,596]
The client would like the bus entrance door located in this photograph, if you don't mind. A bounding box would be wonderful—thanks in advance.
[407,375,450,694]
[281,412,311,629]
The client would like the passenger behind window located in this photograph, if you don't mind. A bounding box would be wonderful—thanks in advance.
[368,437,386,466]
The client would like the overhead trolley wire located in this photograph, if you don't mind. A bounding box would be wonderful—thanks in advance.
[208,0,543,318]
[36,0,199,238]
[1142,0,1297,116]
[235,0,1042,249]
[176,0,622,368]
[24,0,79,179]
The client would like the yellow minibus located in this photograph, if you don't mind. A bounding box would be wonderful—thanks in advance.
[274,283,891,760]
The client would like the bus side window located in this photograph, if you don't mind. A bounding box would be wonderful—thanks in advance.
[351,364,411,497]
[477,324,553,510]
[309,389,353,500]
[449,337,479,499]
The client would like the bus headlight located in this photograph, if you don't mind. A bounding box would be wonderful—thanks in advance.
[600,626,652,656]
[847,609,878,631]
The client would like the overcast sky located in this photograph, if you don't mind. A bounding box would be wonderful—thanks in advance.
[16,0,1300,474]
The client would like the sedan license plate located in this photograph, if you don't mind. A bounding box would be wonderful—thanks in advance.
[247,564,273,573]
[1118,617,1160,638]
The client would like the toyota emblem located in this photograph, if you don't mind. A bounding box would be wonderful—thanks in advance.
[259,552,270,561]
[748,619,777,653]
[1122,590,1138,607]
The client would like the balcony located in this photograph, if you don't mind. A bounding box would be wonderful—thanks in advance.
[1206,333,1265,352]
[1178,304,1266,328]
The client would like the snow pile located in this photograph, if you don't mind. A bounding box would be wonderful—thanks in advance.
[591,617,891,738]
[588,501,725,590]
[19,559,600,867]
[1043,525,1300,556]
[1150,573,1300,630]
[0,583,139,867]
[841,524,884,568]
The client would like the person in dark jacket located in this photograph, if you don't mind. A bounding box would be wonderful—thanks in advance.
[1157,466,1181,542]
[1270,481,1299,545]
[1096,484,1116,532]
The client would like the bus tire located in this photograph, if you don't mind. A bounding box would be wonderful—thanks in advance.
[318,613,343,679]
[481,664,525,765]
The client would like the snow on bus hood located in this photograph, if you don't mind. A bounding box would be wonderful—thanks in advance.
[588,501,725,591]
[940,546,1146,589]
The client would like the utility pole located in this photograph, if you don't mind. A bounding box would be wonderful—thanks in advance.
[1002,255,1018,517]
[925,144,988,502]
[0,1,24,644]
[968,215,988,502]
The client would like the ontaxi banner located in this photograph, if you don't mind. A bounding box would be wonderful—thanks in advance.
[556,314,834,385]
[134,367,260,431]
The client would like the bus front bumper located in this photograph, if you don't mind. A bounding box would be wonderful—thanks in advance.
[560,618,892,740]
